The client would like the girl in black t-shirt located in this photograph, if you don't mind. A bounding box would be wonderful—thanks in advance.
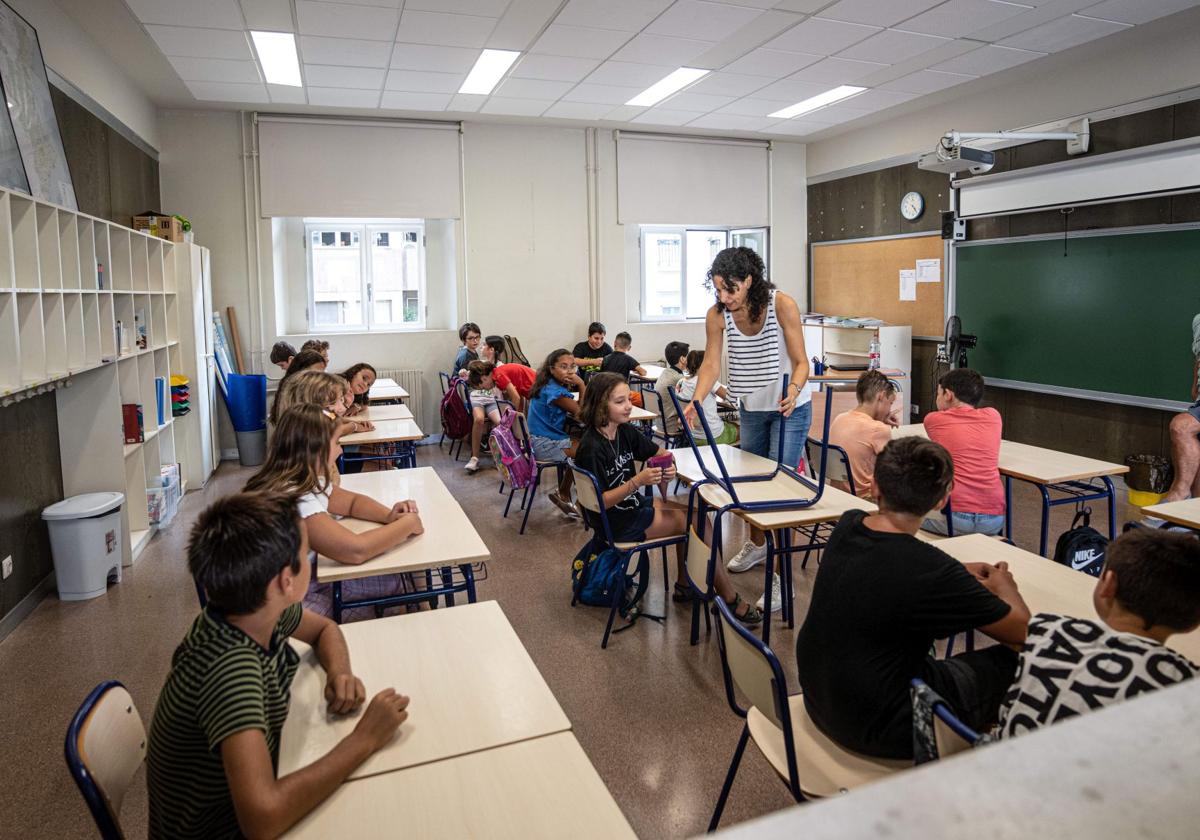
[574,373,762,623]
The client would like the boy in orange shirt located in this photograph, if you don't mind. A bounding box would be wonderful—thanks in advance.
[827,370,900,500]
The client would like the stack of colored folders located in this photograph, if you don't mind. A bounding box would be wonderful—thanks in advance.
[170,374,191,418]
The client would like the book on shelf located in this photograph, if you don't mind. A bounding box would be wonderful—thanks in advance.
[134,308,148,350]
[155,377,166,426]
[122,403,144,444]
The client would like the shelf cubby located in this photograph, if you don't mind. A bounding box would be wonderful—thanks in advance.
[94,224,111,291]
[137,352,159,429]
[165,295,180,344]
[16,293,44,382]
[0,293,20,391]
[150,294,166,348]
[133,293,151,352]
[163,248,177,293]
[64,293,86,371]
[11,195,39,290]
[98,293,116,360]
[124,444,151,542]
[153,347,171,429]
[82,292,102,367]
[42,292,68,375]
[58,212,80,290]
[0,193,13,290]
[36,204,61,290]
[114,293,135,357]
[131,234,149,292]
[148,239,164,292]
[109,227,131,291]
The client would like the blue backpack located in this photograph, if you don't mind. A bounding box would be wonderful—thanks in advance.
[571,537,635,609]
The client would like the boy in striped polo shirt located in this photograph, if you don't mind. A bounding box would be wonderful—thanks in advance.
[147,493,411,839]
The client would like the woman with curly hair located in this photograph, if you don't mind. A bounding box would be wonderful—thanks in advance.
[680,246,812,614]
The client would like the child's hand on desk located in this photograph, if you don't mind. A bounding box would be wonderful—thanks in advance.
[353,689,411,750]
[387,499,420,520]
[324,672,366,715]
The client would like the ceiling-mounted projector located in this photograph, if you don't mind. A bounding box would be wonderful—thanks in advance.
[918,143,995,175]
[918,120,1090,177]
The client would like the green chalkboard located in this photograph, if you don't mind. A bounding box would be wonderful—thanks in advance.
[955,228,1200,405]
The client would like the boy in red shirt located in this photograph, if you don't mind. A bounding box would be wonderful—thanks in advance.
[923,368,1005,536]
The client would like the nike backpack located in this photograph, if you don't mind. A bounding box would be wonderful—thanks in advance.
[1052,507,1108,578]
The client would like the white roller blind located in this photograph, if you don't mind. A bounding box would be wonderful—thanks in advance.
[956,136,1200,219]
[257,116,462,218]
[616,133,769,226]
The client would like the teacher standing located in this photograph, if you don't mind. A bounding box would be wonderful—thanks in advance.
[682,247,812,609]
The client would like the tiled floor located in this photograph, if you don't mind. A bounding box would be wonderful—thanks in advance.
[0,443,1138,839]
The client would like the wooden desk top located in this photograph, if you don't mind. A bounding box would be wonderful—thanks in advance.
[811,368,906,383]
[891,424,1128,484]
[672,445,876,528]
[282,733,633,839]
[367,383,409,402]
[633,364,664,382]
[279,602,571,781]
[316,468,488,581]
[1141,497,1200,529]
[340,418,424,445]
[632,404,657,421]
[358,404,413,421]
[934,534,1200,662]
[373,377,398,388]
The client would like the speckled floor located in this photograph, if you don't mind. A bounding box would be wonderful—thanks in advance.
[0,443,1137,839]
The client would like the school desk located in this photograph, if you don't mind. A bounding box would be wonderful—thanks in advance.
[339,418,424,470]
[934,534,1200,663]
[893,424,1129,556]
[279,601,571,781]
[1141,497,1200,532]
[631,363,665,382]
[281,733,634,840]
[316,468,489,620]
[358,403,413,421]
[373,376,399,388]
[367,381,409,403]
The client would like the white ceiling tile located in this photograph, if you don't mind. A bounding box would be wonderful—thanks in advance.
[405,0,510,14]
[717,97,795,116]
[126,0,245,29]
[300,36,394,67]
[722,47,822,78]
[385,70,466,93]
[145,26,253,60]
[449,93,488,111]
[555,0,673,31]
[560,82,643,104]
[612,33,715,65]
[838,28,950,63]
[766,16,880,54]
[645,0,766,40]
[480,97,553,116]
[999,13,1130,51]
[788,56,886,83]
[766,118,834,135]
[531,24,633,59]
[309,0,401,7]
[303,64,386,89]
[687,72,774,96]
[631,108,708,126]
[391,44,482,73]
[817,0,945,27]
[930,43,1043,74]
[605,104,648,121]
[487,0,568,51]
[835,87,918,109]
[167,56,262,83]
[396,10,498,48]
[879,68,976,93]
[687,113,776,130]
[1080,0,1200,24]
[239,0,294,31]
[494,77,574,98]
[661,91,736,111]
[805,101,870,122]
[773,0,837,10]
[542,101,615,120]
[584,61,676,88]
[901,0,1035,39]
[720,0,782,7]
[307,87,383,107]
[296,1,400,40]
[184,80,269,102]
[267,84,308,104]
[380,91,453,110]
[511,54,601,82]
[751,77,832,100]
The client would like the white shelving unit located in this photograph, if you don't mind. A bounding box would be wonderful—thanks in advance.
[172,242,218,492]
[802,321,914,420]
[0,186,207,566]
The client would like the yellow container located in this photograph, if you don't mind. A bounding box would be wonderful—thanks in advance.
[1129,489,1164,508]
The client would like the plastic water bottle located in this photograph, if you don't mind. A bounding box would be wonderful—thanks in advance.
[868,336,881,370]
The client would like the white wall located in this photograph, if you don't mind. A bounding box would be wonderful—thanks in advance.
[5,0,160,150]
[805,7,1200,179]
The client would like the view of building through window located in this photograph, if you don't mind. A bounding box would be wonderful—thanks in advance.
[306,220,424,331]
[640,226,767,321]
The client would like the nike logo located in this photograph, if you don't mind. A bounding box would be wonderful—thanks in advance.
[1071,548,1102,570]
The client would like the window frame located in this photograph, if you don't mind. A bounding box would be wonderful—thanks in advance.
[638,224,768,323]
[304,218,427,334]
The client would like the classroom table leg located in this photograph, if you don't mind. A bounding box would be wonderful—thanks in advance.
[1103,475,1117,541]
[761,530,776,645]
[1038,484,1053,557]
[782,528,795,629]
[332,582,343,624]
[1004,476,1014,542]
[463,563,477,602]
[440,567,455,607]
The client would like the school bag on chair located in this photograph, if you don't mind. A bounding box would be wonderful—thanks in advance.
[1052,507,1108,577]
[439,379,472,442]
[504,334,530,367]
[489,408,534,489]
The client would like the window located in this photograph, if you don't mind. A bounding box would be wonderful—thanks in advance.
[305,219,425,331]
[639,226,768,321]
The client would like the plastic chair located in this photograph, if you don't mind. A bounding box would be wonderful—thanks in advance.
[569,459,684,649]
[64,680,147,840]
[508,412,568,535]
[909,678,980,764]
[708,598,907,830]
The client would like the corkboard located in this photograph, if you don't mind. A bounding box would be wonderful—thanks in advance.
[812,235,945,337]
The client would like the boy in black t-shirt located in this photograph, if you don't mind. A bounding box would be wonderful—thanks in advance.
[600,332,647,381]
[572,321,613,375]
[795,437,1030,760]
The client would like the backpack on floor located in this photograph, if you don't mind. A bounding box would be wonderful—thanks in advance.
[1052,507,1108,577]
[489,408,534,488]
[504,334,530,367]
[571,538,634,609]
[440,379,472,441]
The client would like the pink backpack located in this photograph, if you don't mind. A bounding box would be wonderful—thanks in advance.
[489,409,535,488]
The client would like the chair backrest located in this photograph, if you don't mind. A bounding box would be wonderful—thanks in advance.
[65,680,147,840]
[806,437,854,494]
[568,459,617,544]
[713,597,790,731]
[684,526,716,596]
[511,411,531,447]
[439,371,451,395]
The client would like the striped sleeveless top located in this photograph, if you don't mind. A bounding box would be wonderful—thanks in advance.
[723,290,811,412]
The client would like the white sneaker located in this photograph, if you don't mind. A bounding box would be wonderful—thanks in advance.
[464,456,480,473]
[727,540,767,573]
[756,572,783,614]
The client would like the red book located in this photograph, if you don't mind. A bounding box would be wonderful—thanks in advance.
[122,404,144,444]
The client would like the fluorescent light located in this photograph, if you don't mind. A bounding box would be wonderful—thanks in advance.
[626,67,709,107]
[459,49,521,95]
[251,31,302,87]
[768,85,866,119]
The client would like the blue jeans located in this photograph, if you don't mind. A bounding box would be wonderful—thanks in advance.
[922,511,1005,536]
[738,402,812,469]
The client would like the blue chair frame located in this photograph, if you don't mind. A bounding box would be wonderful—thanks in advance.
[909,677,980,763]
[500,412,570,535]
[65,680,137,840]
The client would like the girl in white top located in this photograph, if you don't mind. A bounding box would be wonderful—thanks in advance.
[245,404,424,620]
[675,350,738,445]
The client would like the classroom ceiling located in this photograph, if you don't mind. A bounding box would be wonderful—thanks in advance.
[99,0,1200,140]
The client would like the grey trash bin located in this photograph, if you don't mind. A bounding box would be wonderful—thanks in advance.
[236,429,267,467]
[41,492,124,601]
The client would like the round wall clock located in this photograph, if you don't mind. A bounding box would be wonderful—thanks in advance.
[900,190,924,221]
